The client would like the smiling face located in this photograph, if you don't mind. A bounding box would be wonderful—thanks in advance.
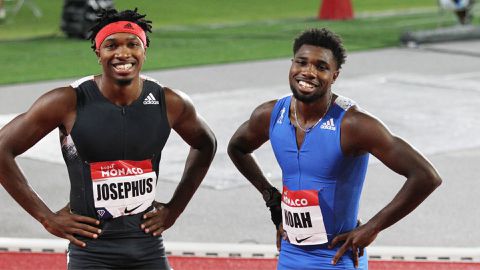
[289,44,339,103]
[96,32,146,86]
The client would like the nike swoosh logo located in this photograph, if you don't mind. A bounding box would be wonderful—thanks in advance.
[124,203,143,214]
[295,235,313,243]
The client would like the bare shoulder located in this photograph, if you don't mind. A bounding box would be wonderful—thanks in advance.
[163,86,196,128]
[249,99,277,126]
[27,86,76,117]
[341,105,393,155]
[35,85,75,98]
[0,86,78,154]
[237,99,278,140]
[163,86,191,104]
[342,105,384,130]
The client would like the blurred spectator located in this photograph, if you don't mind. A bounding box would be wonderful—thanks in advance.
[439,0,475,24]
[0,0,5,21]
[61,0,114,39]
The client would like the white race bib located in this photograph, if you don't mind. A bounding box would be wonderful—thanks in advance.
[281,186,328,245]
[90,160,157,220]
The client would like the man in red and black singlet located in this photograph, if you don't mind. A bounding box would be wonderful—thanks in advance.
[0,9,216,269]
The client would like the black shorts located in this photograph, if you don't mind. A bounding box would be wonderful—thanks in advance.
[67,235,171,270]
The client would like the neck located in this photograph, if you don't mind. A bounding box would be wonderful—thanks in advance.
[292,93,333,133]
[97,75,142,106]
[295,93,332,120]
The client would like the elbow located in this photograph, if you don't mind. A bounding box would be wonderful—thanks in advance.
[227,141,234,159]
[211,135,218,157]
[432,174,442,189]
[206,132,217,160]
[425,168,442,191]
[227,137,239,160]
[193,130,217,162]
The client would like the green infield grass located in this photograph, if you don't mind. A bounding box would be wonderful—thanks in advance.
[0,0,471,84]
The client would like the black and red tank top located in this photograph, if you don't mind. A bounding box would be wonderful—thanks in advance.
[60,75,171,238]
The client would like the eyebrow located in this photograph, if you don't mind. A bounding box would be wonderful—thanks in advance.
[295,56,329,65]
[104,35,142,42]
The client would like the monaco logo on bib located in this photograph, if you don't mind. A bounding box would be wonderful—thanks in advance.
[281,186,328,245]
[90,159,157,220]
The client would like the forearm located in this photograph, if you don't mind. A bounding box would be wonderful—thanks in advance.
[168,139,216,215]
[367,171,442,233]
[0,154,53,225]
[227,143,274,194]
[228,143,283,229]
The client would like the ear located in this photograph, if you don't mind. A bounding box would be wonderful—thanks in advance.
[332,70,340,83]
[95,49,101,63]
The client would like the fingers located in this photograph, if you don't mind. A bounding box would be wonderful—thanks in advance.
[72,215,100,226]
[331,239,364,268]
[74,222,101,234]
[142,218,166,236]
[56,205,99,226]
[52,220,100,240]
[352,245,365,268]
[69,229,98,240]
[64,214,101,239]
[331,242,349,265]
[329,233,347,249]
[140,214,156,231]
[65,234,86,248]
[282,231,289,242]
[141,214,166,236]
[142,221,159,234]
[142,224,165,236]
[143,209,157,220]
[352,245,359,268]
[151,227,166,237]
[70,223,101,239]
[276,230,282,251]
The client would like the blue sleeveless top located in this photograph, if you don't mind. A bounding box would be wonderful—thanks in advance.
[270,95,369,269]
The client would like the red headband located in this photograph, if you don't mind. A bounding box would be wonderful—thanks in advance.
[95,21,147,50]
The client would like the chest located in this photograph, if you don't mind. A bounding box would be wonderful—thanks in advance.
[270,116,343,179]
[71,100,170,162]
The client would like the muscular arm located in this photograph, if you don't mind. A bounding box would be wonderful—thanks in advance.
[0,87,100,247]
[142,87,216,235]
[332,107,442,266]
[227,100,276,194]
[228,100,285,249]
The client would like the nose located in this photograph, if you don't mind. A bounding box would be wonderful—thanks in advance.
[301,63,316,77]
[115,46,131,58]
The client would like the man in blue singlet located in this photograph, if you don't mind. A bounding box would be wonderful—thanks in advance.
[228,28,442,269]
[0,8,216,269]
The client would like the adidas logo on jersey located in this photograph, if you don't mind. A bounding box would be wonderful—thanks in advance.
[277,107,286,124]
[320,118,336,131]
[143,93,159,105]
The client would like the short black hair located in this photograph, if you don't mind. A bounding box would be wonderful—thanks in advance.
[293,28,346,69]
[89,8,152,51]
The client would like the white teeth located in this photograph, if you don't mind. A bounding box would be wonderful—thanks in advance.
[115,63,133,70]
[299,81,314,88]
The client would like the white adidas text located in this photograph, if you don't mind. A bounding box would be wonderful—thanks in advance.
[143,93,159,105]
[320,118,336,131]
